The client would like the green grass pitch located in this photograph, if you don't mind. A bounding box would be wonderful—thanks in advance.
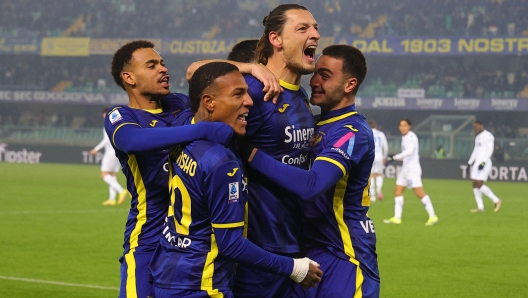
[0,163,526,297]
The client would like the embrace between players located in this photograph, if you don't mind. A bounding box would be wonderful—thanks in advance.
[106,4,380,298]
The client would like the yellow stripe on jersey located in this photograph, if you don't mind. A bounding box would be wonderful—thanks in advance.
[201,233,223,297]
[243,201,248,238]
[333,173,359,266]
[362,178,371,207]
[212,222,245,229]
[354,264,365,298]
[279,79,300,91]
[315,157,346,176]
[317,111,358,126]
[112,122,141,147]
[124,250,138,298]
[170,174,192,235]
[127,155,147,250]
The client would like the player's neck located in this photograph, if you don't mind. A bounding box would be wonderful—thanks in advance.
[128,93,161,110]
[265,57,301,86]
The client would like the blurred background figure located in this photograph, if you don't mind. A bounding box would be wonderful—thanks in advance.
[89,107,128,206]
[434,144,445,159]
[369,120,388,202]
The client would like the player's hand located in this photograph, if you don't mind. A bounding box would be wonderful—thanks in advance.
[478,162,485,170]
[299,262,323,289]
[250,64,283,104]
[235,135,257,163]
[89,149,97,155]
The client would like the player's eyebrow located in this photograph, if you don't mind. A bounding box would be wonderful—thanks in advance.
[232,87,248,95]
[144,58,161,66]
[317,67,332,75]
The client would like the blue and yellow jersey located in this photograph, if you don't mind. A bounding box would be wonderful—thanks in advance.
[104,104,182,254]
[244,74,315,254]
[303,104,379,281]
[150,140,250,293]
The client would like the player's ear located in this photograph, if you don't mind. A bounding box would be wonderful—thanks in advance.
[121,71,135,87]
[203,94,215,112]
[269,31,283,49]
[344,77,357,94]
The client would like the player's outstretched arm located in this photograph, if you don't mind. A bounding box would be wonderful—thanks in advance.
[186,60,282,103]
[214,227,322,285]
[108,121,233,154]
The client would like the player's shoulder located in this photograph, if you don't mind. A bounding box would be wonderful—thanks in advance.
[172,108,194,126]
[161,92,190,113]
[188,140,239,174]
[106,105,133,126]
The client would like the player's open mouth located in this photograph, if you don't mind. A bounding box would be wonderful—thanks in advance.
[238,112,248,125]
[159,75,170,88]
[304,46,316,62]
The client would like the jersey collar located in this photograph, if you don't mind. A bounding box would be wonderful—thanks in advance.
[279,79,300,91]
[317,104,357,126]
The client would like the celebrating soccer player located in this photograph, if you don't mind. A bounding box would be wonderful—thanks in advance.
[237,45,380,297]
[149,62,322,297]
[106,40,235,298]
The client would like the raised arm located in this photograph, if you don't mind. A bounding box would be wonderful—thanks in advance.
[187,60,281,103]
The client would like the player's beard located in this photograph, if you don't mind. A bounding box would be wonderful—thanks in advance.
[285,56,315,76]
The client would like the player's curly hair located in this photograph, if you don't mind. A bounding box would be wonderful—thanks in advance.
[322,45,368,95]
[255,4,308,65]
[188,62,239,113]
[111,40,154,90]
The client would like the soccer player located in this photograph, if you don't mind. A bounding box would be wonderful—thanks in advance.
[106,40,235,298]
[89,107,128,206]
[238,45,380,297]
[150,62,322,297]
[227,39,259,63]
[368,120,388,202]
[187,5,320,297]
[383,119,439,226]
[468,120,502,212]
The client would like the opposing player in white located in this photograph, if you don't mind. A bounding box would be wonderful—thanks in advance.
[368,120,388,202]
[383,119,438,226]
[468,120,502,212]
[90,108,129,206]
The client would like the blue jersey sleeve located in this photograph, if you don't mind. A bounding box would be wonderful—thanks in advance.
[104,107,233,154]
[249,125,371,201]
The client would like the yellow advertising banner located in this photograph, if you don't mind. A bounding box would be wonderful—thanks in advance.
[90,39,162,55]
[40,37,90,56]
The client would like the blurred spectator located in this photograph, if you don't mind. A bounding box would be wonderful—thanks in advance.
[492,144,505,162]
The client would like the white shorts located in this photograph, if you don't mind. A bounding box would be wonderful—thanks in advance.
[396,168,423,188]
[371,159,385,174]
[470,160,492,182]
[101,152,121,173]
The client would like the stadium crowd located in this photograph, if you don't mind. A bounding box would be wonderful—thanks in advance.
[2,0,528,38]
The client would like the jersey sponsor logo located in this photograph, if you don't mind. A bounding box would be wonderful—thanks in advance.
[333,132,355,156]
[278,104,290,113]
[281,153,308,166]
[149,120,158,127]
[285,125,314,149]
[228,182,239,204]
[344,125,358,132]
[162,224,192,248]
[109,110,122,124]
[227,168,238,176]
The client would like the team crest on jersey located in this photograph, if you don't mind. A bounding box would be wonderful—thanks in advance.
[228,182,239,204]
[109,110,122,124]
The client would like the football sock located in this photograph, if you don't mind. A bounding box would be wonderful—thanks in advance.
[370,178,376,199]
[103,174,125,193]
[421,194,436,218]
[473,188,484,210]
[375,176,383,194]
[109,187,117,201]
[394,196,404,218]
[480,185,500,203]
